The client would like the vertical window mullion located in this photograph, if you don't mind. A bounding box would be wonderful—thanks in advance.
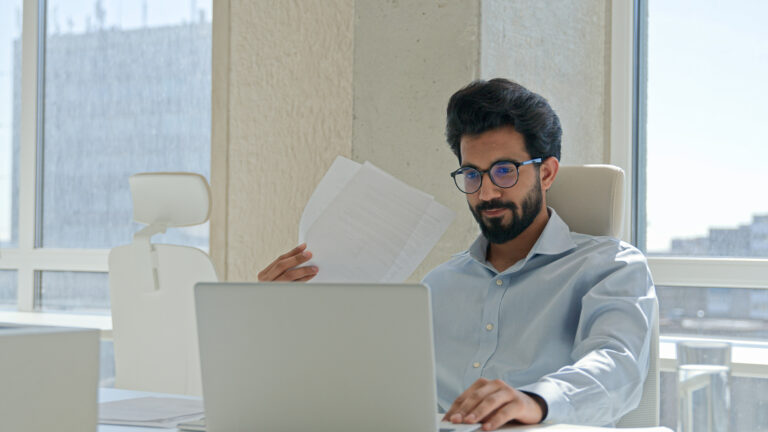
[17,0,42,311]
[32,0,46,310]
[633,0,648,252]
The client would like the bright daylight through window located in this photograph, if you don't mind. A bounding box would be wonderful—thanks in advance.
[642,1,768,430]
[644,2,768,260]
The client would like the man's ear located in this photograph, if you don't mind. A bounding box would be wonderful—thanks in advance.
[540,157,559,192]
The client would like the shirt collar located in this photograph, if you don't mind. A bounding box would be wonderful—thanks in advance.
[467,207,577,270]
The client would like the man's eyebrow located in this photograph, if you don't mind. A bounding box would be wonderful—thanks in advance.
[461,158,521,169]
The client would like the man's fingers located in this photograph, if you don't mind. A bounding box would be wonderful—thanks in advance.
[296,273,317,282]
[271,250,312,275]
[465,387,512,424]
[455,380,503,422]
[258,244,307,280]
[278,265,319,282]
[445,378,495,423]
[443,378,486,420]
[259,248,314,281]
[277,243,307,260]
[481,401,523,431]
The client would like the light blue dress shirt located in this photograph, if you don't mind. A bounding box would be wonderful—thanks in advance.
[423,208,656,426]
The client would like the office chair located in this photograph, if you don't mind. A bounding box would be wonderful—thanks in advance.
[547,164,660,428]
[108,172,218,396]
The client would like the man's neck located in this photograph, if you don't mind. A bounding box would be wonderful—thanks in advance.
[486,207,550,273]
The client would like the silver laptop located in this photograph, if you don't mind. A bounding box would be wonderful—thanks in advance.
[194,282,479,432]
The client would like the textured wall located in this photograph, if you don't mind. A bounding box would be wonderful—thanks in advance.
[220,0,355,280]
[481,0,610,166]
[352,0,481,281]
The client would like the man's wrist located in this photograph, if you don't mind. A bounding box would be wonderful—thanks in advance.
[521,391,548,423]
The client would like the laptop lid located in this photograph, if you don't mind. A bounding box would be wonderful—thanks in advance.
[195,282,444,432]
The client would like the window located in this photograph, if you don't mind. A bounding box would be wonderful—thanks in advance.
[635,1,768,429]
[641,1,768,260]
[0,0,212,315]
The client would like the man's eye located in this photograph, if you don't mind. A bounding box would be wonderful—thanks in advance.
[464,170,480,179]
[495,167,513,175]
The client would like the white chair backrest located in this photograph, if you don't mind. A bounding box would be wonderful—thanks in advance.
[548,164,659,427]
[108,172,217,396]
[546,164,625,238]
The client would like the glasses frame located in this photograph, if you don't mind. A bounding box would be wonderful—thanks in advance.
[450,158,543,194]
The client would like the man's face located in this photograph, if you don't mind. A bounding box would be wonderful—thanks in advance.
[459,126,544,244]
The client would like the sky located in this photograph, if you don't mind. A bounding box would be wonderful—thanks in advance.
[645,0,768,252]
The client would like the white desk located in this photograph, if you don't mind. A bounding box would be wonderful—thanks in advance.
[97,388,671,432]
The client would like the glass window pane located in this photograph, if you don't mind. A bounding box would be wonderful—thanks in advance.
[41,0,212,249]
[645,1,768,257]
[0,0,22,248]
[0,270,17,310]
[39,271,109,315]
[100,339,115,388]
[660,371,768,431]
[659,285,768,340]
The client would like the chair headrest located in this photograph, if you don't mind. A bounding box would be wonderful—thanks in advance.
[546,164,625,238]
[129,172,211,227]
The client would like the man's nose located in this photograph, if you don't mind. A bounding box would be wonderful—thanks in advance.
[477,172,501,201]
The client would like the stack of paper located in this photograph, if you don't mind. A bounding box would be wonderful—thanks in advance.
[99,396,204,428]
[298,156,455,283]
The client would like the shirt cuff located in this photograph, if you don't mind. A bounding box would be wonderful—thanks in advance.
[520,391,548,423]
[518,380,570,424]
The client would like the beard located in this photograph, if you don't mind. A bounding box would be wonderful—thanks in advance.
[469,179,543,244]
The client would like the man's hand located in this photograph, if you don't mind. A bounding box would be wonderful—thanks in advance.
[442,378,544,431]
[257,243,318,282]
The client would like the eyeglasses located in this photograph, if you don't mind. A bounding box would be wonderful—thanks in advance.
[450,158,542,194]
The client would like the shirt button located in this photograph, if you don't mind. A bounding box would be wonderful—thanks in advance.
[495,279,503,286]
[473,362,481,368]
[485,323,494,331]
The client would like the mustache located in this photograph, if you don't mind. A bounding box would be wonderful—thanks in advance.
[475,199,518,212]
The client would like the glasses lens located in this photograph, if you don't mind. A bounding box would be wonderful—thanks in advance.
[455,168,481,193]
[490,162,518,188]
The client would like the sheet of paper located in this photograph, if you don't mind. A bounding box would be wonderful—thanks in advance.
[299,157,455,283]
[99,396,204,428]
[298,156,361,243]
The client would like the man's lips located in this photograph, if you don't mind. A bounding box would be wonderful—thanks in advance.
[482,208,508,217]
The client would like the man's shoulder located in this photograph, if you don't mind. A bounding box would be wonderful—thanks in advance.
[422,250,475,284]
[570,232,646,261]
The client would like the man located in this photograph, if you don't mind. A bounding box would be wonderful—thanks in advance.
[257,79,656,430]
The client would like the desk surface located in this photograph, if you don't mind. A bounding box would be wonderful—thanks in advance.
[97,388,671,432]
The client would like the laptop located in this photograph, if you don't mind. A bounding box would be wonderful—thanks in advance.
[193,282,479,432]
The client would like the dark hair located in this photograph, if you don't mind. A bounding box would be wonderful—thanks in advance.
[445,78,562,162]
